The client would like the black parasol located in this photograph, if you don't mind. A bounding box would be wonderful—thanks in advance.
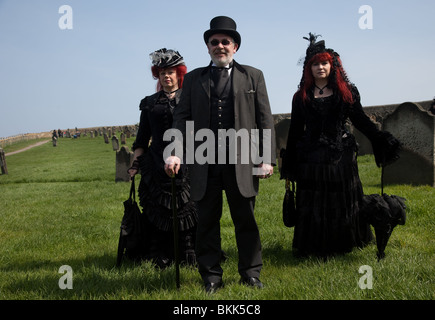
[360,167,407,260]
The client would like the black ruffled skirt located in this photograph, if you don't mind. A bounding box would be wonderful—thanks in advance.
[293,142,373,257]
[136,152,198,267]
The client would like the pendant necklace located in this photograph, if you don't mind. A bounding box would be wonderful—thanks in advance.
[315,84,328,95]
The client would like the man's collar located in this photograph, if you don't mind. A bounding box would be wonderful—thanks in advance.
[210,61,233,69]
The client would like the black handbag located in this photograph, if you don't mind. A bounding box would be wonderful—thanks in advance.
[283,179,297,228]
[116,177,144,266]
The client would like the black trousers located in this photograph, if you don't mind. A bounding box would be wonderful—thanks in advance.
[196,164,262,284]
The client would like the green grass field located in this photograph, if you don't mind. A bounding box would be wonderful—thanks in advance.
[0,135,434,301]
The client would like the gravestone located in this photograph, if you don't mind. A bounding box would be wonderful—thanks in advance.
[90,131,94,138]
[350,102,434,186]
[112,135,119,151]
[382,102,435,187]
[121,132,126,145]
[274,117,291,170]
[104,133,109,144]
[115,146,134,182]
[0,148,7,174]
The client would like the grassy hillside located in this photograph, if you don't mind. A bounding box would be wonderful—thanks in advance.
[0,135,434,301]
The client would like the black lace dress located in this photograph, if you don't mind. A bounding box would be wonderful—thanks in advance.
[281,86,400,257]
[132,90,197,268]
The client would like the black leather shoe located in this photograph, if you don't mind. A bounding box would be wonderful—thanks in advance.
[205,281,224,294]
[240,277,264,289]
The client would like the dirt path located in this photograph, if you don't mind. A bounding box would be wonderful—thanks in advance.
[5,140,51,156]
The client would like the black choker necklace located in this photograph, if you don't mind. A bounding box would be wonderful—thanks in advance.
[163,88,179,95]
[315,84,328,95]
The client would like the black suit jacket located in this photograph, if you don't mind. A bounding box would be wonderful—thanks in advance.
[172,60,276,201]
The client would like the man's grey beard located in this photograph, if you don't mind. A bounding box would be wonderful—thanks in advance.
[211,55,233,67]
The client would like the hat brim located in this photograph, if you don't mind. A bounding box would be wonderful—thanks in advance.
[204,29,241,50]
[158,59,185,69]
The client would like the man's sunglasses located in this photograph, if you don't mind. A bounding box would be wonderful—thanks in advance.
[209,39,233,46]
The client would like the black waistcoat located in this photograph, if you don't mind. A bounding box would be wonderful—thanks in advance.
[210,69,234,133]
[209,68,235,163]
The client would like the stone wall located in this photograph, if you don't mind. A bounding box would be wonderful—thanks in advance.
[0,125,137,148]
[0,132,51,148]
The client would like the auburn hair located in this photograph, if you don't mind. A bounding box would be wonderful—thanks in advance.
[151,64,187,92]
[298,51,354,105]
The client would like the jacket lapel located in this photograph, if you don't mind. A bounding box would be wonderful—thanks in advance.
[232,62,243,97]
[200,66,211,98]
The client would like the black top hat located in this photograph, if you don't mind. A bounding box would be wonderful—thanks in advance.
[203,16,241,50]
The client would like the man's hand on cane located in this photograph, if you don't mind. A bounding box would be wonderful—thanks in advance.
[165,156,181,177]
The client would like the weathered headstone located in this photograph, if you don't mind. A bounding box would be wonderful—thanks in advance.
[0,148,7,174]
[382,102,435,187]
[90,131,94,138]
[274,117,291,170]
[104,133,109,144]
[112,135,119,151]
[115,146,134,182]
[351,102,435,186]
[120,132,126,145]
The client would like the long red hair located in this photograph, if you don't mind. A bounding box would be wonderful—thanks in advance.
[151,64,187,92]
[299,52,353,104]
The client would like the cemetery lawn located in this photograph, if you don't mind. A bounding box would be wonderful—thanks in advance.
[0,135,434,301]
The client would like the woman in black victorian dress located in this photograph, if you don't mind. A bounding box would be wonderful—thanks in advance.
[128,49,197,268]
[281,34,401,258]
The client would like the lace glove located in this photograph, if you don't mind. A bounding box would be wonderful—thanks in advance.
[127,160,140,175]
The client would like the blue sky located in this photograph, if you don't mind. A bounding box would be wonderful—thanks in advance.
[1,0,434,138]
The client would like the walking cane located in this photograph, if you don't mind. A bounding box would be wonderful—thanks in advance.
[171,173,180,289]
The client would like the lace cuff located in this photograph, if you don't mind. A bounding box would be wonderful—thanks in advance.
[371,131,402,167]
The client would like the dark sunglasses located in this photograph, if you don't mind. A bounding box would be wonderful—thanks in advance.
[209,39,233,46]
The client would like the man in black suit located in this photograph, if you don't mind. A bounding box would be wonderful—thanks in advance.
[165,16,276,293]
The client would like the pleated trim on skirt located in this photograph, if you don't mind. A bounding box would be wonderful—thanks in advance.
[137,152,198,232]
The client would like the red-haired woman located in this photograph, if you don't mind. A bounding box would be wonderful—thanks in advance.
[128,48,197,268]
[281,34,401,258]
